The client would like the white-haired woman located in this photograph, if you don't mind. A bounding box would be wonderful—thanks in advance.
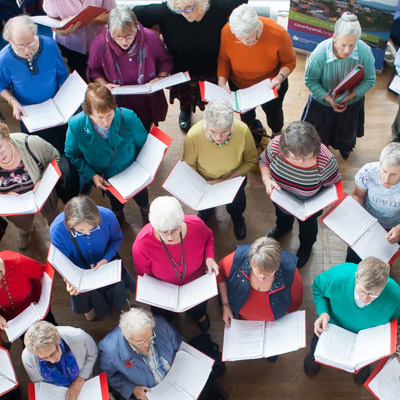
[183,98,258,240]
[346,143,400,263]
[301,12,376,159]
[22,321,97,400]
[99,308,182,400]
[0,15,68,152]
[132,196,218,331]
[133,0,247,132]
[218,4,296,141]
[88,5,173,130]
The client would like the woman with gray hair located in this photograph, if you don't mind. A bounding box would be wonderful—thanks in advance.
[0,15,68,152]
[88,5,173,130]
[302,12,376,159]
[218,4,296,142]
[132,196,218,331]
[345,142,400,263]
[50,196,136,321]
[133,0,247,132]
[22,321,97,400]
[260,121,341,268]
[99,308,182,400]
[183,98,258,239]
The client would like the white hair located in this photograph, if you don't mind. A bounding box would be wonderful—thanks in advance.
[108,5,137,36]
[380,143,400,167]
[166,0,210,14]
[204,99,234,130]
[149,196,184,232]
[3,15,37,43]
[334,12,361,40]
[24,321,60,354]
[119,308,155,339]
[229,4,259,37]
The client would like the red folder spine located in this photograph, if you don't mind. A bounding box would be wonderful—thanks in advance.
[364,358,389,399]
[99,372,110,400]
[28,382,36,400]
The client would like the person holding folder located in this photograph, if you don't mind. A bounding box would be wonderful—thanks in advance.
[133,196,218,331]
[304,257,400,384]
[183,98,258,240]
[301,12,376,159]
[218,237,303,360]
[65,83,150,222]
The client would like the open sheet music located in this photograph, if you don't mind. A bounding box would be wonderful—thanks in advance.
[321,195,400,264]
[108,127,172,203]
[222,310,306,361]
[21,71,87,132]
[270,181,342,221]
[162,160,245,211]
[0,347,18,396]
[48,244,122,292]
[112,72,190,95]
[389,75,400,95]
[0,159,61,216]
[147,342,214,400]
[5,265,54,342]
[136,273,218,312]
[29,373,109,400]
[365,358,400,400]
[314,320,397,373]
[199,79,278,113]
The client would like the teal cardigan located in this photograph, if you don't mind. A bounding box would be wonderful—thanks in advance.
[65,107,148,183]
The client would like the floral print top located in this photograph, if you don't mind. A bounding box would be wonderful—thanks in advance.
[0,161,34,194]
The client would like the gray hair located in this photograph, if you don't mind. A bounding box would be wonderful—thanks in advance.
[3,15,37,43]
[149,196,184,232]
[204,99,234,130]
[279,121,321,157]
[24,321,60,354]
[355,256,389,292]
[108,5,137,36]
[64,196,101,232]
[249,237,282,273]
[166,0,210,14]
[120,308,155,339]
[380,143,400,167]
[334,12,361,40]
[229,4,259,37]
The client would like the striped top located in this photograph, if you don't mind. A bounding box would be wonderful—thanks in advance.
[259,136,341,199]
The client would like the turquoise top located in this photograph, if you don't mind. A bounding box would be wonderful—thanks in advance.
[304,38,376,105]
[313,263,400,333]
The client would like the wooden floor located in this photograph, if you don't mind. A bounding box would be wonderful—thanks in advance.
[1,54,399,400]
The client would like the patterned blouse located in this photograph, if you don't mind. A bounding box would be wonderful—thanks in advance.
[0,161,34,194]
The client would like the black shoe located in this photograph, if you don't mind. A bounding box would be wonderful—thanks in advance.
[198,313,210,331]
[353,365,370,384]
[266,355,278,362]
[179,110,191,132]
[303,351,321,377]
[233,216,246,240]
[265,226,290,241]
[339,149,350,159]
[140,205,150,225]
[296,246,312,268]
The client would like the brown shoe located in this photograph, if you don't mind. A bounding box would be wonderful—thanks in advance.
[17,229,32,250]
[84,308,96,321]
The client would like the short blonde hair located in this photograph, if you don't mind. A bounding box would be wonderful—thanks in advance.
[24,321,60,354]
[355,256,389,292]
[0,123,10,140]
[166,0,210,14]
[64,196,101,232]
[249,237,282,273]
[119,308,155,339]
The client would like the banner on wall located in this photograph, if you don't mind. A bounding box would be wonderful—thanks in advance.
[287,0,399,71]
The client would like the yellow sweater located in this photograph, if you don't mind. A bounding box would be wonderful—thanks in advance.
[183,119,258,180]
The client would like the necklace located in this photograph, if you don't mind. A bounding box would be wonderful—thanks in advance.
[208,132,232,147]
[160,232,186,280]
[0,275,15,315]
[0,143,15,167]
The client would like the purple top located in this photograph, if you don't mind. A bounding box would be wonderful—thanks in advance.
[88,27,173,126]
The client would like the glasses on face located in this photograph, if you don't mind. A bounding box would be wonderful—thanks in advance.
[380,170,400,181]
[288,153,314,161]
[235,30,260,45]
[133,332,157,346]
[356,288,379,299]
[173,3,196,14]
[12,40,36,50]
[39,344,60,361]
[112,33,136,41]
[209,128,231,137]
[71,224,100,237]
[158,227,181,237]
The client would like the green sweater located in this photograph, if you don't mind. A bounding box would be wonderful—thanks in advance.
[304,38,376,105]
[313,263,400,333]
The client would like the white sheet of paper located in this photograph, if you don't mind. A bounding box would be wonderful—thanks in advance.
[150,72,190,92]
[32,162,60,210]
[368,358,400,400]
[390,75,400,94]
[112,84,151,95]
[0,192,37,215]
[203,81,237,110]
[236,79,276,110]
[271,189,305,220]
[21,99,65,132]
[30,15,75,28]
[303,185,338,215]
[0,349,17,395]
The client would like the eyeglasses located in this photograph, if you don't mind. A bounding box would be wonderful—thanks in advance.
[71,224,100,237]
[158,227,181,237]
[209,128,231,136]
[288,153,314,161]
[173,3,196,14]
[12,40,36,50]
[380,170,400,180]
[133,332,157,346]
[356,288,379,299]
[112,33,136,41]
[39,344,60,361]
[235,30,260,45]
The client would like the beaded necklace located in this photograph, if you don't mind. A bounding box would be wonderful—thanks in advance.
[160,232,186,280]
[0,267,15,315]
[208,132,232,147]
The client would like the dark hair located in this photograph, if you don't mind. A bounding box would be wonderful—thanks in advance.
[81,83,117,115]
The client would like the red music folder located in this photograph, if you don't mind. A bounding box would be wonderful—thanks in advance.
[332,63,364,98]
[107,126,172,204]
[0,346,19,396]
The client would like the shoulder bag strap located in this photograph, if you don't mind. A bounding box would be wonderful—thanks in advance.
[24,135,44,172]
[69,232,90,269]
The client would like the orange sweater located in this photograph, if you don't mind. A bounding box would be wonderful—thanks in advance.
[217,17,296,88]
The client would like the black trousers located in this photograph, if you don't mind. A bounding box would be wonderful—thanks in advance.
[198,177,247,223]
[274,203,322,248]
[58,43,89,82]
[151,300,208,321]
[345,247,362,264]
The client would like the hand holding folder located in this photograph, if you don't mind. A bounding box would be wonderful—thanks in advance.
[332,64,364,103]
